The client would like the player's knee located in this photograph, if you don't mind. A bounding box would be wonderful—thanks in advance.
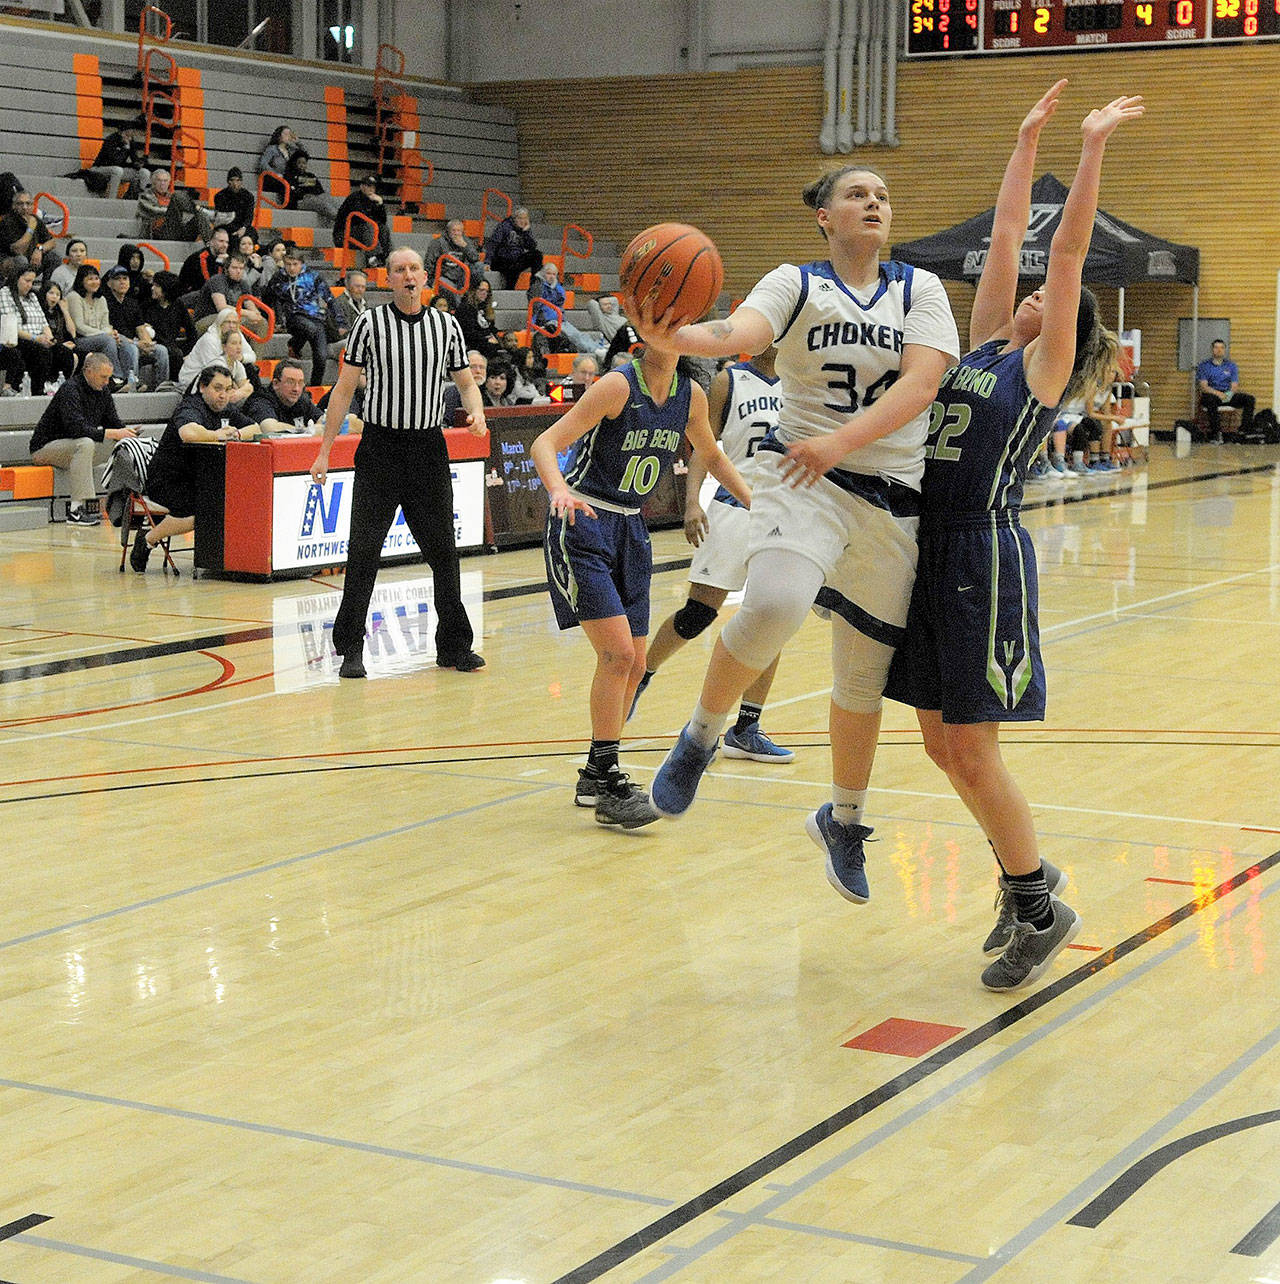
[598,639,636,678]
[830,644,892,714]
[920,725,952,775]
[672,599,718,641]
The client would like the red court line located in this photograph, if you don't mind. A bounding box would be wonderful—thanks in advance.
[150,612,275,625]
[1146,877,1198,886]
[1066,943,1103,952]
[0,653,254,728]
[8,624,160,644]
[1244,827,1280,835]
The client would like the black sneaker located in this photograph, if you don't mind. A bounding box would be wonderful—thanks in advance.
[129,526,151,571]
[66,504,101,527]
[594,773,660,829]
[438,650,485,672]
[575,768,601,808]
[338,650,367,678]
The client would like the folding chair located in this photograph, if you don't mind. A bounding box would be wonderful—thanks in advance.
[118,489,180,576]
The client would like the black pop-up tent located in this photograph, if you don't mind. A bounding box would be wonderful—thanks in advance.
[892,172,1200,339]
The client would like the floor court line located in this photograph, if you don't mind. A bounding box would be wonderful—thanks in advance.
[732,1213,988,1264]
[605,856,1280,1284]
[0,784,555,953]
[13,1235,259,1284]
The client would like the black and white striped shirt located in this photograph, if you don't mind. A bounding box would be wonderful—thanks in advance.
[343,302,467,431]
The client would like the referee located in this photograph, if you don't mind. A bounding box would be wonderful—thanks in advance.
[311,247,488,678]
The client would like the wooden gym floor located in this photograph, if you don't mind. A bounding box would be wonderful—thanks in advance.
[0,444,1277,1283]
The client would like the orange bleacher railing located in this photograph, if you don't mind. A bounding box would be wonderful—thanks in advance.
[256,171,291,216]
[238,295,274,345]
[560,223,594,272]
[432,254,471,297]
[527,297,563,340]
[136,241,171,271]
[34,193,71,238]
[481,188,512,248]
[343,211,379,254]
[168,126,205,187]
[137,4,172,71]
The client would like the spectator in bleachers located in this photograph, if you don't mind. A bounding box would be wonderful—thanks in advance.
[0,191,56,284]
[586,294,627,347]
[30,351,138,526]
[213,168,256,242]
[263,247,341,386]
[258,125,298,204]
[569,353,599,396]
[235,234,267,293]
[114,244,152,303]
[424,219,482,294]
[332,267,368,343]
[131,363,260,570]
[256,239,288,294]
[179,309,256,391]
[604,314,642,368]
[177,227,231,295]
[144,271,195,377]
[332,174,390,268]
[284,150,341,224]
[455,278,502,361]
[77,119,149,198]
[67,264,138,389]
[528,263,599,357]
[485,207,543,290]
[245,358,320,434]
[316,369,367,430]
[190,254,261,333]
[41,281,78,374]
[0,260,74,394]
[429,292,455,315]
[509,345,549,403]
[443,349,489,421]
[104,266,170,391]
[484,362,517,407]
[50,239,89,298]
[138,169,211,243]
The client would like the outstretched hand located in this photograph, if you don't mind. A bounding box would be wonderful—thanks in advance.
[1020,79,1068,140]
[1082,95,1145,142]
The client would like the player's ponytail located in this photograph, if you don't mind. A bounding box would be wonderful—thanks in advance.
[1063,288,1120,406]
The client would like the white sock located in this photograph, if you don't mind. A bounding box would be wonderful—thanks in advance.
[687,701,729,750]
[832,786,867,828]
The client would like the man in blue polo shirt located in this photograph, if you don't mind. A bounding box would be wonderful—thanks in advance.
[1196,339,1255,441]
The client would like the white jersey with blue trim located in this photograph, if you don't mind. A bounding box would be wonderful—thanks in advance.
[740,260,959,489]
[719,360,782,472]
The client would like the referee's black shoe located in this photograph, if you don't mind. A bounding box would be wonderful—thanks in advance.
[437,650,485,673]
[338,650,367,678]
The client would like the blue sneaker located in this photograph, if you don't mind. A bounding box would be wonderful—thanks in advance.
[651,725,718,817]
[626,671,653,723]
[806,803,873,903]
[722,724,795,763]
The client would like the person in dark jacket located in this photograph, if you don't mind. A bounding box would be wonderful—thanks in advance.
[454,278,502,360]
[76,121,149,197]
[144,271,195,378]
[29,352,138,525]
[332,174,390,266]
[424,219,482,294]
[213,168,257,242]
[484,207,543,290]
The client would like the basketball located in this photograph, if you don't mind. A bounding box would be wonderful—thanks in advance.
[619,223,724,325]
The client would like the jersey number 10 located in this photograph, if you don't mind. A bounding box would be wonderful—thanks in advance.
[619,453,662,496]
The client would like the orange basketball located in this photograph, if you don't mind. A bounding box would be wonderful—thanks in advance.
[619,223,724,325]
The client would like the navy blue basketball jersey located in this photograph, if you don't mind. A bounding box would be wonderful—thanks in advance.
[563,362,692,510]
[920,340,1058,514]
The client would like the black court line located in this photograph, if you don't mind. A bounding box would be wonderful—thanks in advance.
[2,463,1271,687]
[550,847,1280,1284]
[1068,1110,1280,1231]
[0,1214,50,1241]
[1233,1193,1280,1257]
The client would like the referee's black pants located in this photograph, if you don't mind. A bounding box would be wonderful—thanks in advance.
[331,424,475,661]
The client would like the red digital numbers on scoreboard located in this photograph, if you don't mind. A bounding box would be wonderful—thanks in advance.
[1213,0,1280,37]
[908,0,982,51]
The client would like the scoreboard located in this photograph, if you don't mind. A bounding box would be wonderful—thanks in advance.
[907,0,1280,52]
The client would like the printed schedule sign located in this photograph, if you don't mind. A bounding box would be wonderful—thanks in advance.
[271,461,485,570]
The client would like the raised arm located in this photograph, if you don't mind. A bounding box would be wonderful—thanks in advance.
[633,299,774,361]
[970,80,1066,350]
[1025,94,1144,406]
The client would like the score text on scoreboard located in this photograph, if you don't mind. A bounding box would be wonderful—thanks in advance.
[906,0,1280,50]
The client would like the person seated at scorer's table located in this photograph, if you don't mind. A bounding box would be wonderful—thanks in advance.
[1196,338,1256,440]
[130,363,261,572]
[245,358,321,434]
[316,369,367,431]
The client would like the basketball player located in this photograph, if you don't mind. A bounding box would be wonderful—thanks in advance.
[632,347,794,765]
[884,83,1141,990]
[532,345,751,830]
[634,170,959,906]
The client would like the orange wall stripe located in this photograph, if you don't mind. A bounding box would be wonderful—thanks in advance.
[73,58,104,166]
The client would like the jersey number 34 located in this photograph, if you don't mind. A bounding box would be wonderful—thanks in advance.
[924,402,971,460]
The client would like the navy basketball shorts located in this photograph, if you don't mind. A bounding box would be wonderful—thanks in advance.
[544,505,653,636]
[885,514,1046,724]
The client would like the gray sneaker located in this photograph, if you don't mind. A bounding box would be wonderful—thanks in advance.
[594,775,660,829]
[574,768,601,808]
[983,859,1068,956]
[981,896,1081,992]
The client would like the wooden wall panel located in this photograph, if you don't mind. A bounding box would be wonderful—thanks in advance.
[472,47,1280,427]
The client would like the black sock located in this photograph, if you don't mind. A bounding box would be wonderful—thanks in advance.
[1006,867,1053,930]
[734,700,763,734]
[585,740,620,778]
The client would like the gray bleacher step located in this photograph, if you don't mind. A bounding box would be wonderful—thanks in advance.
[0,502,49,533]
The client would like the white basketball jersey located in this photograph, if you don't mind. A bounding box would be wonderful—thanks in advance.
[740,260,958,489]
[719,361,782,474]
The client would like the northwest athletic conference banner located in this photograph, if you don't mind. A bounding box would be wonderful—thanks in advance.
[271,461,486,570]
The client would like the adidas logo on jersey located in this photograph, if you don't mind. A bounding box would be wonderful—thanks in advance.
[767,526,782,537]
